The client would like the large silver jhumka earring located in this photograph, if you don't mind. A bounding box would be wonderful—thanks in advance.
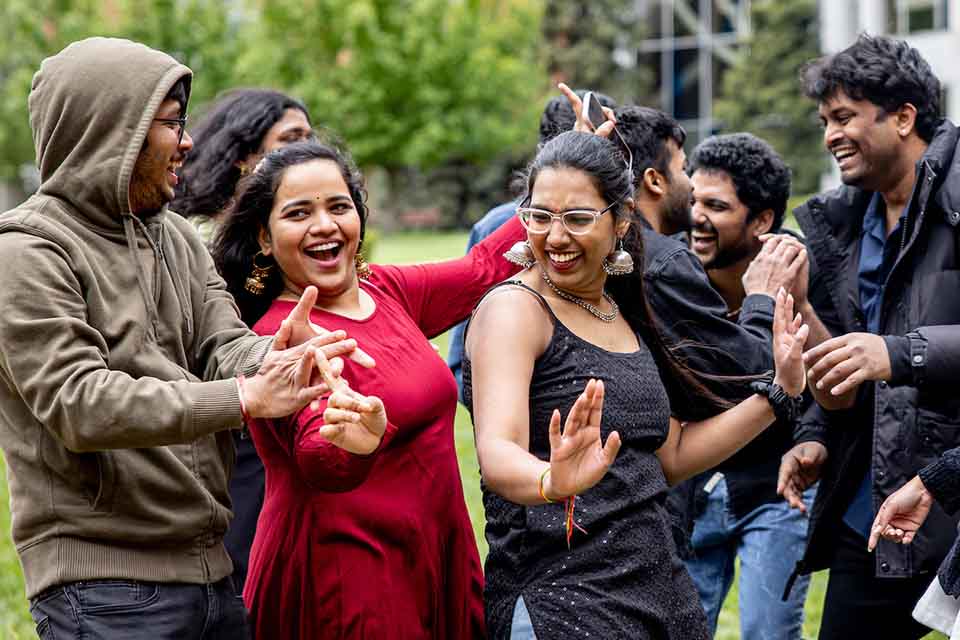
[504,240,536,269]
[602,237,634,275]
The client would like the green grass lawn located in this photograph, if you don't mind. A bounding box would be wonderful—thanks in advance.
[0,230,944,639]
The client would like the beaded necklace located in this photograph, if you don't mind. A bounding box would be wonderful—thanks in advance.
[540,271,619,323]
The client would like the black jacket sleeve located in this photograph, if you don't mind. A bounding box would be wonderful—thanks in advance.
[920,447,960,515]
[643,243,775,421]
[886,326,960,388]
[645,246,775,378]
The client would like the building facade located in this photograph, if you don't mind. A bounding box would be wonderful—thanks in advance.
[631,0,753,144]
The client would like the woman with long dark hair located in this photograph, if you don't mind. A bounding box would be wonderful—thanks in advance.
[465,130,809,638]
[211,140,525,638]
[172,88,315,243]
[169,88,316,593]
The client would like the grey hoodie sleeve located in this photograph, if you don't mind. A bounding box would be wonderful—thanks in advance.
[0,232,243,451]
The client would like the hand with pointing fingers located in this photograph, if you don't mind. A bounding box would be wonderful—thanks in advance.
[280,286,375,368]
[868,475,934,552]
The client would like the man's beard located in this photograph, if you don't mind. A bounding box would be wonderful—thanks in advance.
[661,191,692,236]
[699,224,754,270]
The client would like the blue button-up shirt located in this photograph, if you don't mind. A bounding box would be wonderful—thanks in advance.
[845,193,904,538]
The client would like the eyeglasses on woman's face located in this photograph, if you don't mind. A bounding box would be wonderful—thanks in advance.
[517,200,619,236]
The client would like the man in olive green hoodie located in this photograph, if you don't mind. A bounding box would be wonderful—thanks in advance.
[0,38,367,638]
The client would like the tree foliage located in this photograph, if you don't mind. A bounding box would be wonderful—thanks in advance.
[542,0,654,104]
[0,0,547,197]
[713,0,826,196]
[237,0,546,172]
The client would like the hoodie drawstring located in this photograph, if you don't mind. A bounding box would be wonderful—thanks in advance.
[123,215,161,340]
[157,223,194,338]
[122,214,194,341]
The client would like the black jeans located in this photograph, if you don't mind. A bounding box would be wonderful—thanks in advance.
[818,524,931,640]
[29,577,250,640]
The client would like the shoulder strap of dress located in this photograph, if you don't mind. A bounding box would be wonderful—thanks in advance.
[473,279,558,322]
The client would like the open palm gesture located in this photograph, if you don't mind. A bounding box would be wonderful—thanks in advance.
[546,379,622,499]
[772,288,810,397]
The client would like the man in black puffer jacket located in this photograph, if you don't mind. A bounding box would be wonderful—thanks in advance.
[777,34,960,639]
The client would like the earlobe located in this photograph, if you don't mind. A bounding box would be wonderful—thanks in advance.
[754,209,775,237]
[643,169,664,197]
[898,103,918,137]
[257,227,273,255]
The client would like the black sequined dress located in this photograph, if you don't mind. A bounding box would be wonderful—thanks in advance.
[463,283,709,640]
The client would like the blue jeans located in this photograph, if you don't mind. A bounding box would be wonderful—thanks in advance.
[685,476,815,640]
[510,595,538,639]
[29,577,250,640]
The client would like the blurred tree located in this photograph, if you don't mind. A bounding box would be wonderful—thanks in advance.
[713,0,825,196]
[542,0,654,105]
[240,0,548,226]
[0,0,105,181]
[0,0,242,182]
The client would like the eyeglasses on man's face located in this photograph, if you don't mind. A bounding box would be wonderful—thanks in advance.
[517,200,620,236]
[154,116,188,145]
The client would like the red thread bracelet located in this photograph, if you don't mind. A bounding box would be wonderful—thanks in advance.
[236,375,252,423]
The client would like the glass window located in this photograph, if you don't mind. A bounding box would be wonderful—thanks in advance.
[674,48,700,120]
[712,0,744,33]
[673,0,700,37]
[888,0,948,33]
[638,51,665,109]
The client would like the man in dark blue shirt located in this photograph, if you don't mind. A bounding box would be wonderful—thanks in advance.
[779,34,960,639]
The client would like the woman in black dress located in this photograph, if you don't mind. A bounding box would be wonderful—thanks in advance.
[465,126,808,639]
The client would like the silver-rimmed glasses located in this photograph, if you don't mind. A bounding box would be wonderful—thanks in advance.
[517,200,620,236]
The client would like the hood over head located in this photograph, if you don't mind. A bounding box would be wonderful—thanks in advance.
[29,37,192,229]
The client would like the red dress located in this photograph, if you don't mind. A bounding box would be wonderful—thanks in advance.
[243,218,523,639]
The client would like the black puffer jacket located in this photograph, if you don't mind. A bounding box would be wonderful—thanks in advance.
[793,121,960,583]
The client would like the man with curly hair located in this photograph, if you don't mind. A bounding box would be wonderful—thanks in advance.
[777,33,960,638]
[684,132,822,639]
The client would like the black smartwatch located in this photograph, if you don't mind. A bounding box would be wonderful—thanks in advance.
[749,371,802,424]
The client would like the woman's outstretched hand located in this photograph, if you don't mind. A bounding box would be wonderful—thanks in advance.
[772,288,810,397]
[545,379,621,499]
[319,384,388,455]
[311,350,387,455]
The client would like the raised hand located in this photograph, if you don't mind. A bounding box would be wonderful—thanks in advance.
[280,286,375,368]
[742,235,807,301]
[868,475,934,551]
[544,379,622,499]
[557,83,616,138]
[319,384,388,455]
[772,288,810,397]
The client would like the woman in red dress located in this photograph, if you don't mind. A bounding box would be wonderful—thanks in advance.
[212,141,523,639]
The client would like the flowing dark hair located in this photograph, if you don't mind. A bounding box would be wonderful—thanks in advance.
[172,88,311,218]
[211,141,369,327]
[522,131,724,411]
